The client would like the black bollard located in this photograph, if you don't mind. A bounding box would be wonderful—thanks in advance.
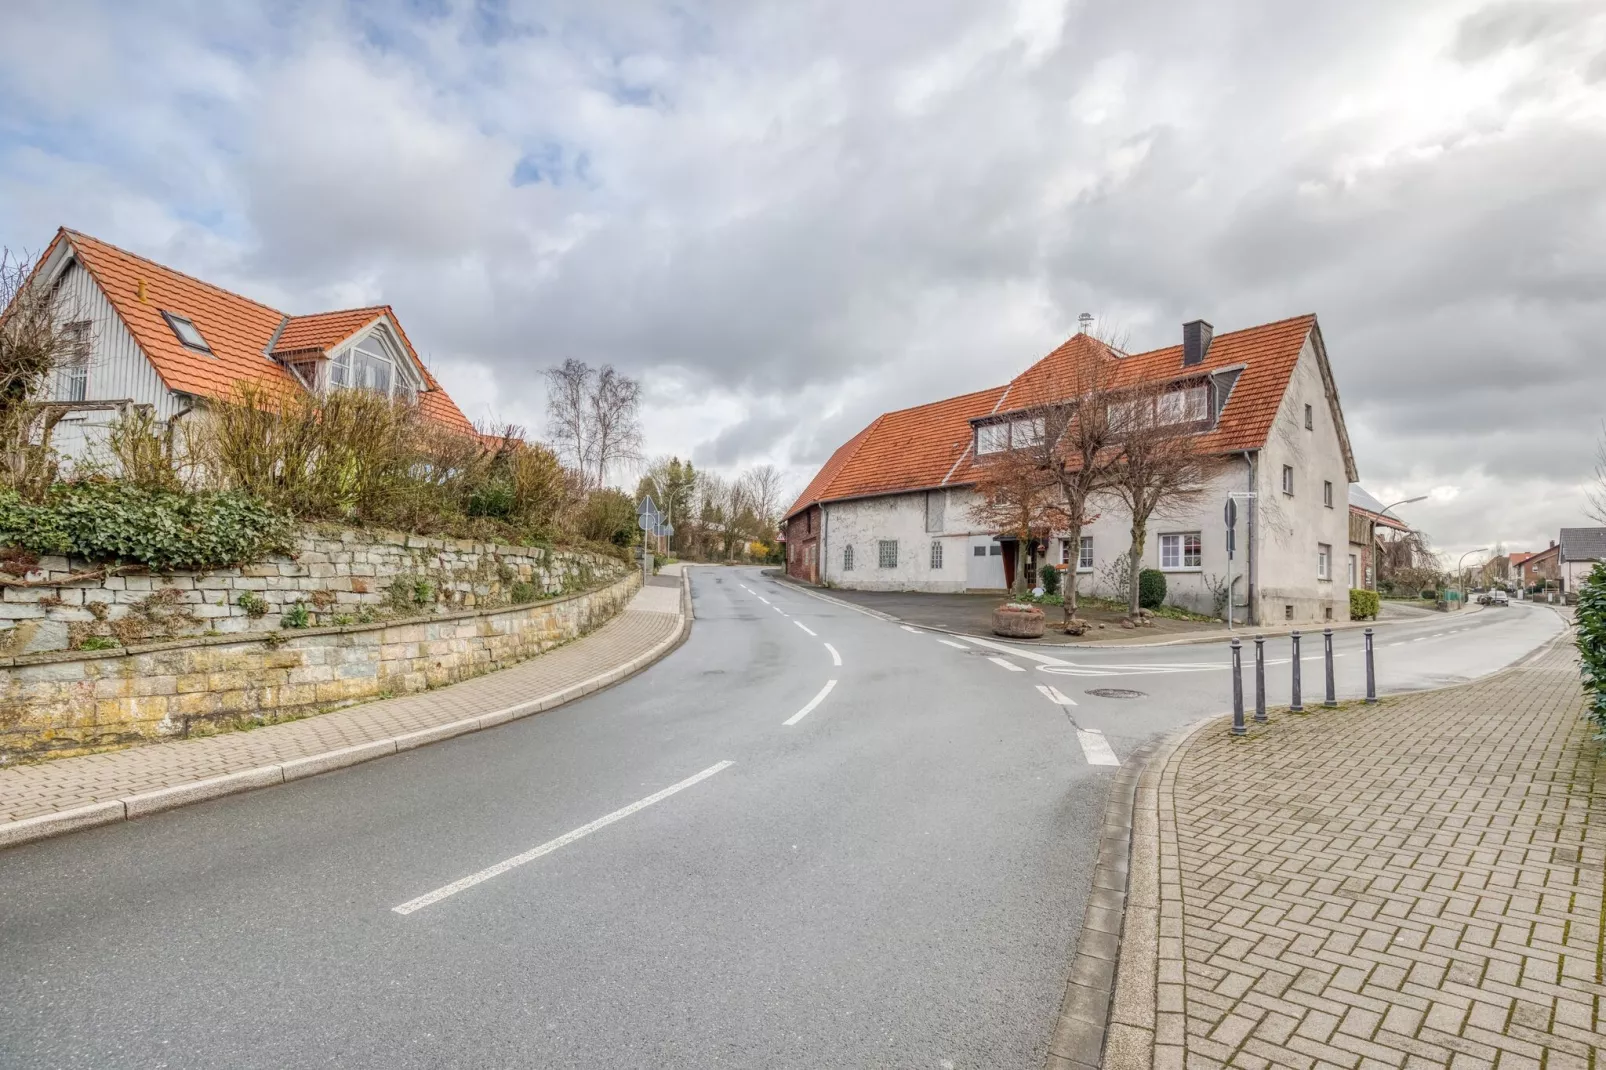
[1365,627,1377,704]
[1323,627,1336,708]
[1230,638,1245,736]
[1254,634,1267,723]
[1290,630,1304,713]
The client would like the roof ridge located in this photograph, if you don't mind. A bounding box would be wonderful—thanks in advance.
[283,304,391,320]
[1120,312,1317,360]
[64,228,286,318]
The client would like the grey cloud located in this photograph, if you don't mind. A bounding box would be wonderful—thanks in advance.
[1451,1,1598,62]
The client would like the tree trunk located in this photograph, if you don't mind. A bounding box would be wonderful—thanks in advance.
[1062,523,1083,626]
[1127,520,1148,618]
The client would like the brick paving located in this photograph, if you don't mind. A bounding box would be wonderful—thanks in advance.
[0,585,682,824]
[1110,638,1606,1069]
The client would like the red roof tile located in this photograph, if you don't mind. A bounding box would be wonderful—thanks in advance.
[789,314,1342,519]
[55,229,474,434]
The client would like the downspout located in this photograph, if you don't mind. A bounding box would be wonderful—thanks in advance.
[1240,450,1257,626]
[819,504,829,586]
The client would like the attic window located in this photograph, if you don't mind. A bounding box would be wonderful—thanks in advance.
[161,311,211,353]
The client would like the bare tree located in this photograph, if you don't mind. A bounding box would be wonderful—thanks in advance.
[0,248,89,495]
[1106,376,1220,619]
[968,440,1064,597]
[741,463,787,539]
[1589,424,1606,525]
[589,364,642,489]
[544,358,595,483]
[544,359,644,490]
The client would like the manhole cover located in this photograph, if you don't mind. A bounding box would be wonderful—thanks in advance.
[1086,688,1147,699]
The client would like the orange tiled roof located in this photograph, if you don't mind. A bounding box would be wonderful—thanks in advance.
[789,314,1343,519]
[52,228,474,434]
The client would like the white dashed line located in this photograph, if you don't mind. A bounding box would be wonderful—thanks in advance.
[900,625,923,634]
[783,679,838,727]
[1077,729,1120,767]
[773,605,786,615]
[988,656,1025,672]
[1389,642,1406,647]
[1035,683,1076,706]
[756,595,771,605]
[392,760,735,915]
[794,620,817,637]
[825,643,842,666]
[937,638,970,650]
[1412,637,1426,642]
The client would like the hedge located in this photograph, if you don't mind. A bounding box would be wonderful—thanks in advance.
[1348,588,1379,620]
[1577,562,1606,737]
[0,482,294,572]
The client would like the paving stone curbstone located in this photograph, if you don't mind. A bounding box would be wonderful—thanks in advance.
[280,740,398,781]
[122,765,287,818]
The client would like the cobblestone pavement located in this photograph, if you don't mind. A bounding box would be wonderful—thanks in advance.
[0,583,682,825]
[1107,638,1606,1070]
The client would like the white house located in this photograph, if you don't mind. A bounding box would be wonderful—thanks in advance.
[1559,528,1606,593]
[22,228,476,461]
[783,314,1360,626]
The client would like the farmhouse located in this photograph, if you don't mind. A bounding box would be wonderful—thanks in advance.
[783,315,1359,626]
[25,228,474,460]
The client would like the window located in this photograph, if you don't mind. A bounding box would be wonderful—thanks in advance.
[1348,554,1358,588]
[976,423,1008,455]
[1157,384,1209,425]
[331,331,412,398]
[1009,416,1045,447]
[1318,543,1332,580]
[977,417,1043,454]
[1282,465,1295,496]
[973,545,987,557]
[989,544,1002,556]
[878,540,898,569]
[1160,532,1202,570]
[1285,604,1294,621]
[1078,535,1094,571]
[1304,403,1313,430]
[57,320,90,401]
[930,541,943,570]
[1323,481,1333,508]
[925,490,945,533]
[161,311,210,352]
[843,545,854,571]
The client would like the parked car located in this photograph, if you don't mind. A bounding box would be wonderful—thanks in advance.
[1488,590,1509,606]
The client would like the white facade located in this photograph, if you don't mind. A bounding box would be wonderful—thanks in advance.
[816,336,1356,625]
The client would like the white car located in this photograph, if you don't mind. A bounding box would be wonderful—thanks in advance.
[1488,590,1509,606]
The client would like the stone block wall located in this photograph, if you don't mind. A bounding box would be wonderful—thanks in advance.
[0,569,644,761]
[0,528,628,656]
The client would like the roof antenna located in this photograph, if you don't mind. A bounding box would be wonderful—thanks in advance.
[1077,312,1092,334]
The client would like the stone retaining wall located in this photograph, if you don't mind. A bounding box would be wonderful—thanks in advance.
[0,570,642,761]
[0,527,628,656]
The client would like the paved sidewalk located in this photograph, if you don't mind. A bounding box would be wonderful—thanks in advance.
[1101,638,1606,1069]
[0,571,687,845]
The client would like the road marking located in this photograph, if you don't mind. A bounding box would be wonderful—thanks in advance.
[794,620,817,637]
[1389,641,1406,647]
[756,595,771,605]
[392,761,735,915]
[900,625,923,634]
[825,643,842,666]
[1036,683,1076,706]
[988,656,1025,672]
[783,679,837,726]
[773,605,786,615]
[739,584,752,592]
[1077,729,1120,766]
[1412,637,1426,642]
[1432,632,1444,638]
[937,638,970,650]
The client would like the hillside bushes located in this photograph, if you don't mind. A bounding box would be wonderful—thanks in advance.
[1577,562,1606,737]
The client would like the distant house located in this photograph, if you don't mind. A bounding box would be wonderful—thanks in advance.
[1559,527,1606,592]
[785,314,1361,625]
[1347,486,1411,591]
[1516,543,1562,589]
[22,228,474,461]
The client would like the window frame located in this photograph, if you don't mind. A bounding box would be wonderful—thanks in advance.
[842,544,854,571]
[1282,465,1295,496]
[1078,535,1094,572]
[57,319,91,401]
[1159,531,1203,571]
[877,539,898,570]
[160,311,211,353]
[1304,403,1313,430]
[329,327,420,400]
[1318,542,1332,580]
[930,541,943,570]
[1323,480,1333,509]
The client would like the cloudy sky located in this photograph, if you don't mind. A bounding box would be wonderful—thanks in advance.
[2,0,1602,557]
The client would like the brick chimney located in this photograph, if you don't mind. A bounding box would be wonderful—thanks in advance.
[1183,319,1213,366]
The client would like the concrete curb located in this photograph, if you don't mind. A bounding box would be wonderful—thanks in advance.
[0,572,693,852]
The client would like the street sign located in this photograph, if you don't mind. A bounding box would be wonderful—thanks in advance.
[1224,499,1237,529]
[636,495,660,532]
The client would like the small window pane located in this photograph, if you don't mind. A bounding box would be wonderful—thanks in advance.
[1183,533,1202,567]
[930,541,943,570]
[973,545,987,557]
[1079,535,1094,571]
[843,545,854,571]
[162,312,210,352]
[878,540,898,569]
[1282,465,1294,495]
[1161,534,1179,569]
[977,423,1007,455]
[1323,481,1333,507]
[989,544,1002,556]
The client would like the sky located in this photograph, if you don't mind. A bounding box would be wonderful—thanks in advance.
[1,0,1603,559]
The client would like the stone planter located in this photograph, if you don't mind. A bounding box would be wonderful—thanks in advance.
[993,603,1045,639]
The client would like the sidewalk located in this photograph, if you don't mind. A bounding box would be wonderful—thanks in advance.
[0,569,689,848]
[1076,637,1606,1069]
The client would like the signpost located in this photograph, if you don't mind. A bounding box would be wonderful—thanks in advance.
[1224,493,1256,629]
[636,496,661,582]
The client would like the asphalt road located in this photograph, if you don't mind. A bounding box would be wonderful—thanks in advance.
[0,570,1565,1069]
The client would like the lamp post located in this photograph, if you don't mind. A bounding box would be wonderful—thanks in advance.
[1456,547,1487,608]
[1374,495,1427,591]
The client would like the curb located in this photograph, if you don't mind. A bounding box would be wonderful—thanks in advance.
[0,571,693,852]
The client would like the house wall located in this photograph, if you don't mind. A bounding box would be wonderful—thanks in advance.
[1563,559,1598,592]
[820,489,978,592]
[48,260,182,463]
[784,506,822,583]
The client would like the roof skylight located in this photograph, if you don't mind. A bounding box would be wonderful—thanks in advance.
[161,311,211,353]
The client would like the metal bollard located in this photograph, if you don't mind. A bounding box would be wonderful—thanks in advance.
[1365,627,1377,704]
[1254,634,1267,723]
[1323,627,1336,708]
[1290,630,1303,713]
[1230,638,1245,736]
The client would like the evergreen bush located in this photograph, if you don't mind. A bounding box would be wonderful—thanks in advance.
[1138,568,1167,609]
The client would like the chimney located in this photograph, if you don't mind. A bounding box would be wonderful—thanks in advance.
[1182,319,1213,366]
[136,279,148,303]
[1077,312,1093,335]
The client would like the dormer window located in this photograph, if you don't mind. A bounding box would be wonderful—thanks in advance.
[161,311,210,353]
[975,415,1044,455]
[329,330,414,399]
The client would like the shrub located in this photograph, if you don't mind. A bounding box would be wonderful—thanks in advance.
[577,488,638,547]
[1576,562,1606,737]
[105,407,183,492]
[1349,588,1379,620]
[236,591,269,618]
[0,482,292,570]
[280,602,311,629]
[1040,564,1061,596]
[1137,568,1166,609]
[1421,589,1436,600]
[509,580,538,604]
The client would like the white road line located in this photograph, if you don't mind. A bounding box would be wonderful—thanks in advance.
[794,620,817,637]
[900,625,923,634]
[988,656,1026,672]
[739,584,752,592]
[1389,642,1406,647]
[773,605,786,615]
[783,679,837,726]
[1432,632,1444,638]
[1412,637,1426,642]
[1077,729,1120,767]
[1036,683,1076,706]
[392,761,735,915]
[937,638,970,650]
[825,643,842,666]
[756,595,771,605]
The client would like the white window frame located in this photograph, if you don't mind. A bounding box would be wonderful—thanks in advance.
[1318,543,1332,580]
[1078,535,1094,572]
[1282,465,1295,496]
[1157,384,1209,425]
[1323,480,1333,509]
[842,545,854,571]
[329,326,421,400]
[976,423,1008,455]
[57,320,90,401]
[1160,532,1202,571]
[930,541,943,570]
[878,540,898,569]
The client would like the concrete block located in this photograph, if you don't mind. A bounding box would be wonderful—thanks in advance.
[122,765,284,818]
[0,800,127,849]
[280,739,395,781]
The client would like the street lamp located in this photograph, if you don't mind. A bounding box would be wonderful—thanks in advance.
[1379,494,1428,517]
[1456,547,1487,608]
[1373,495,1427,591]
